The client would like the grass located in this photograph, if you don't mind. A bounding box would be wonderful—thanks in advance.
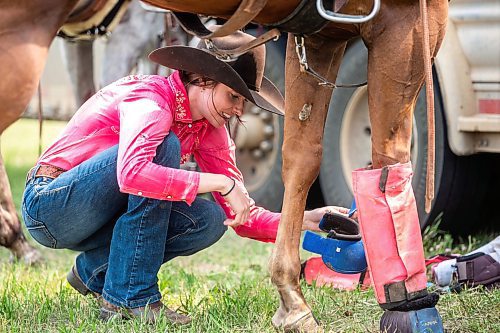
[1,118,499,332]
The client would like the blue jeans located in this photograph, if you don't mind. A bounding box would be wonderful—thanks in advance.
[22,133,227,308]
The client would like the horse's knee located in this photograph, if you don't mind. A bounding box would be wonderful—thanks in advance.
[0,213,22,247]
[270,266,301,288]
[282,144,322,181]
[269,252,302,287]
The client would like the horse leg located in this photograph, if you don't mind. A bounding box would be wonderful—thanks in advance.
[269,34,346,332]
[0,0,77,263]
[353,1,448,329]
[0,153,41,264]
[363,0,448,168]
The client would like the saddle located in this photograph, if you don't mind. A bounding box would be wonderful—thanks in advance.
[58,0,132,41]
[142,0,344,38]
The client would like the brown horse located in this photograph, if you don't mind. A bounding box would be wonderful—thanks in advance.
[0,1,73,264]
[0,0,448,331]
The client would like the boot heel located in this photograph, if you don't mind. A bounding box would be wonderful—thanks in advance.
[66,266,89,296]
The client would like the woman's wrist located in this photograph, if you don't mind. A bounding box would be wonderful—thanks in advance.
[220,177,236,196]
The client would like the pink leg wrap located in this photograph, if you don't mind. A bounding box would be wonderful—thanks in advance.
[352,162,427,307]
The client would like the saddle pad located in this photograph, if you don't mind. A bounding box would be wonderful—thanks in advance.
[59,0,131,41]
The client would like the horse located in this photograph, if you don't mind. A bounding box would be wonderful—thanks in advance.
[0,0,449,331]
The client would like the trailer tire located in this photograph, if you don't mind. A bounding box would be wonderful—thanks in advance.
[235,36,285,212]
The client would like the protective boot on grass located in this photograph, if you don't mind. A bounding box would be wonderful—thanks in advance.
[352,162,443,332]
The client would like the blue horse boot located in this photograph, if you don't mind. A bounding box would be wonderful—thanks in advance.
[302,208,367,274]
[380,293,444,333]
[380,307,444,333]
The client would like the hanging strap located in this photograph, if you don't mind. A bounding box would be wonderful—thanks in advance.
[37,82,44,157]
[420,0,435,213]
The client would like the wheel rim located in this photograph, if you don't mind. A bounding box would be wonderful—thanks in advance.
[234,104,281,192]
[339,86,419,191]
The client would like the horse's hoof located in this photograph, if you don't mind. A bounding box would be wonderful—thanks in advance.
[282,310,323,333]
[9,247,42,266]
[272,305,287,329]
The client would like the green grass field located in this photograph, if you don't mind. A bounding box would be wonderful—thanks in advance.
[0,119,499,332]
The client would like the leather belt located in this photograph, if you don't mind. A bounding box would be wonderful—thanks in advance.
[28,165,67,180]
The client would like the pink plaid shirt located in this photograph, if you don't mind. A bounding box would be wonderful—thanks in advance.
[38,71,279,242]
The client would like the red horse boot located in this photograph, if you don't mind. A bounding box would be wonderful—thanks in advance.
[352,162,443,333]
[301,256,371,290]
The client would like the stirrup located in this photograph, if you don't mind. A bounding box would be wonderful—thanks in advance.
[316,0,381,24]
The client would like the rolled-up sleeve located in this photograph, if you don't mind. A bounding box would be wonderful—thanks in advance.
[116,91,199,204]
[195,126,280,242]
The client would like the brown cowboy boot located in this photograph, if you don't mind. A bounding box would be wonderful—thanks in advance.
[99,299,192,325]
[66,265,102,301]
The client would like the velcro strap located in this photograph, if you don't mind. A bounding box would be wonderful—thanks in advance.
[456,252,500,286]
[456,252,484,282]
[319,212,361,241]
[389,292,439,312]
[384,281,408,304]
[456,261,473,282]
[379,166,389,193]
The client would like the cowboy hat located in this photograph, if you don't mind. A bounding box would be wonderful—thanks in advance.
[148,29,284,116]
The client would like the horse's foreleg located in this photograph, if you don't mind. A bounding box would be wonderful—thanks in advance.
[364,0,448,168]
[354,2,448,330]
[0,153,41,264]
[270,34,345,332]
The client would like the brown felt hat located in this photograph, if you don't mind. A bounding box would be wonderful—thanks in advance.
[148,29,284,116]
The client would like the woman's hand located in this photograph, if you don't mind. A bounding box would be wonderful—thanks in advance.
[302,206,350,232]
[198,173,251,227]
[221,179,250,228]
